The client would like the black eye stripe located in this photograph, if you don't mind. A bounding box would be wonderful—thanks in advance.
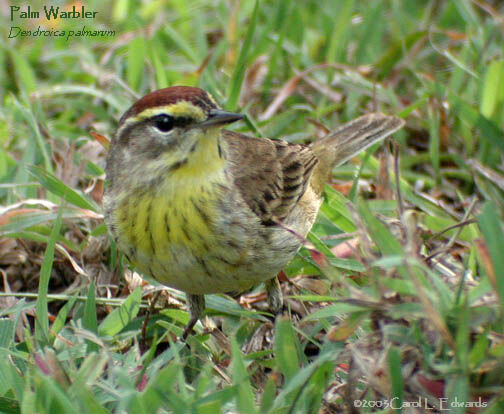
[173,117,193,127]
[153,114,194,132]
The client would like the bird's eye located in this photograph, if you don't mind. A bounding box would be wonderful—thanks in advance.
[154,114,174,132]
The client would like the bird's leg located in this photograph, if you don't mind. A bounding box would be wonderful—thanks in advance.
[265,277,284,315]
[181,293,206,340]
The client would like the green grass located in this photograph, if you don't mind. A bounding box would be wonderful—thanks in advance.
[1,0,504,412]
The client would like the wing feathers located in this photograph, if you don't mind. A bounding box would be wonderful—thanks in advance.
[223,131,317,225]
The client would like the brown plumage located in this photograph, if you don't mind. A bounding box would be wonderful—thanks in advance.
[104,86,405,339]
[223,112,404,226]
[224,130,318,225]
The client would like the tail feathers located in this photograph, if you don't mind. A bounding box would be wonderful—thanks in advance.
[310,113,405,194]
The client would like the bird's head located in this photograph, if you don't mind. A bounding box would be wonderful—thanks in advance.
[110,86,243,178]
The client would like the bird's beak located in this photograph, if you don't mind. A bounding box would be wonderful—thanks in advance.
[194,110,244,129]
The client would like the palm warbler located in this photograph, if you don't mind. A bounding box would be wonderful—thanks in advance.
[104,86,404,338]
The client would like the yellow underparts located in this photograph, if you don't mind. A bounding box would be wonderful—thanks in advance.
[128,187,216,255]
[116,128,226,264]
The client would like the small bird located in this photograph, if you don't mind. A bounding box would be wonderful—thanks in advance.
[104,86,404,339]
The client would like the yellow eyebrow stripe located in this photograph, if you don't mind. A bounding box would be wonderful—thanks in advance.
[136,102,205,122]
[117,101,207,137]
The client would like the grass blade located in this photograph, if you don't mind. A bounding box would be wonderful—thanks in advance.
[98,287,142,337]
[477,201,504,313]
[35,206,63,344]
[27,165,98,212]
[127,37,146,90]
[388,347,404,408]
[226,0,259,110]
[275,316,300,383]
[231,337,257,414]
[84,280,99,352]
[449,92,504,152]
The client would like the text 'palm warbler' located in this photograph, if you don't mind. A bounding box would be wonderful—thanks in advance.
[104,86,404,338]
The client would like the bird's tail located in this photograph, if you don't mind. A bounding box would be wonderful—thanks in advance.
[309,113,405,194]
